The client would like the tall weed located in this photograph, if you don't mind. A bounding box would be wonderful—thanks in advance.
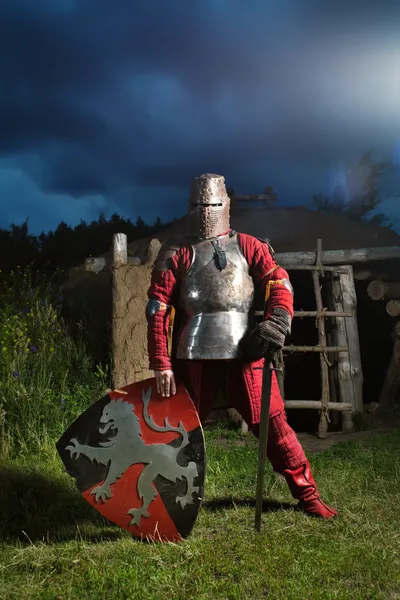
[0,267,109,457]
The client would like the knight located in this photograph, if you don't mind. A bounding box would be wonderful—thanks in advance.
[146,173,337,519]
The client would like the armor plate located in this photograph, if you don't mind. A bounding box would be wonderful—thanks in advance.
[176,233,255,359]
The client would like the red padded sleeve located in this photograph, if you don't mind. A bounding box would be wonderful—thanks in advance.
[147,245,191,371]
[238,233,294,318]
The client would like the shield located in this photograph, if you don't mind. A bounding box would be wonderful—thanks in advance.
[57,378,206,543]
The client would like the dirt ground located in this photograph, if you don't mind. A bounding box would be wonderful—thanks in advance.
[211,411,400,454]
[298,420,397,454]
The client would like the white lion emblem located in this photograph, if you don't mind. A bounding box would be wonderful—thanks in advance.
[65,387,200,527]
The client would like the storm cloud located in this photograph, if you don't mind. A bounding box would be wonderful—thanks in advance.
[0,0,400,233]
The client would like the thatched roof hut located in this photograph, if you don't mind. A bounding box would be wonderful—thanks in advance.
[120,205,400,257]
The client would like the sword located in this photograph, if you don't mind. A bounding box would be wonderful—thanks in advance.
[255,357,275,532]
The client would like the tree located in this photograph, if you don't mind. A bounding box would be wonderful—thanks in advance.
[0,213,175,279]
[312,151,394,227]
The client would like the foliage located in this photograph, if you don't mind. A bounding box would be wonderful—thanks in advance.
[0,427,399,599]
[0,212,171,281]
[0,268,109,457]
[312,151,395,227]
[0,208,172,455]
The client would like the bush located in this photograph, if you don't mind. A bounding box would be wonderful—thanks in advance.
[0,267,110,457]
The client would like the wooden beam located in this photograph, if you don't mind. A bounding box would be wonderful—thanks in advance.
[254,310,353,318]
[283,345,348,353]
[275,246,400,266]
[284,265,349,273]
[294,310,353,318]
[284,400,353,411]
[367,279,400,301]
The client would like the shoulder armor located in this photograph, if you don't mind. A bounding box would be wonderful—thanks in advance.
[153,237,184,272]
[146,298,162,320]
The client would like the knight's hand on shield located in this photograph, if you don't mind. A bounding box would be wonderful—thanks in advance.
[154,370,177,398]
[241,308,291,362]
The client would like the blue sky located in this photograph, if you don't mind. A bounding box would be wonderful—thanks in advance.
[0,0,400,234]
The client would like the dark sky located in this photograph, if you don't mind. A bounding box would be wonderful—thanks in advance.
[1,0,400,234]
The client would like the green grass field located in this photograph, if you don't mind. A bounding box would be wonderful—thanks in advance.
[1,425,399,600]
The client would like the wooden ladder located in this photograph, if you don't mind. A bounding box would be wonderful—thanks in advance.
[279,239,363,437]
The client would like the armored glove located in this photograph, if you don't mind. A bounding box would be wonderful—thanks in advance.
[241,308,291,362]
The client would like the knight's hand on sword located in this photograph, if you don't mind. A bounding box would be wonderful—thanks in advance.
[240,308,291,362]
[154,370,177,398]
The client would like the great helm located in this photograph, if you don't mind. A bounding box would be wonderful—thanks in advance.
[188,173,230,239]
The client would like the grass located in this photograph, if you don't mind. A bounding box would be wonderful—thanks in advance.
[1,272,399,598]
[1,425,399,600]
[0,267,108,457]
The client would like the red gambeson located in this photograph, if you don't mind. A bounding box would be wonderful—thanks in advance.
[147,232,295,425]
[147,232,293,370]
[146,230,338,519]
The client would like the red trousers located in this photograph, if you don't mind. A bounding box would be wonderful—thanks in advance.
[174,359,307,472]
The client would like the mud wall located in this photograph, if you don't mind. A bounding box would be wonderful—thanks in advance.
[112,241,161,388]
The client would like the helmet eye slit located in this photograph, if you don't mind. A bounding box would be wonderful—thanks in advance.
[191,203,223,207]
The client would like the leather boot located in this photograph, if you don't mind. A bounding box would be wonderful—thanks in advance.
[282,459,338,519]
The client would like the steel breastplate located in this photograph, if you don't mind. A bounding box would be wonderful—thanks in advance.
[176,233,255,360]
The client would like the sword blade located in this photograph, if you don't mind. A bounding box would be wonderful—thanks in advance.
[255,359,273,532]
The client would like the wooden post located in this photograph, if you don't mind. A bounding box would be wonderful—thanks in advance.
[328,275,351,432]
[312,239,330,439]
[111,234,128,389]
[148,238,162,264]
[113,234,127,389]
[341,266,363,415]
[113,233,128,267]
[330,266,363,432]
